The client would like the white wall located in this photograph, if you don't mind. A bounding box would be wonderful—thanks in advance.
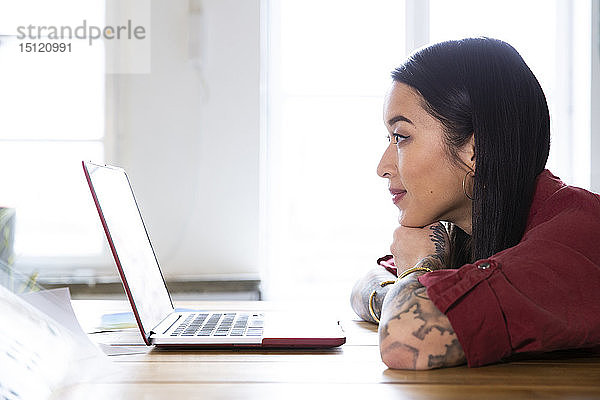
[109,0,261,279]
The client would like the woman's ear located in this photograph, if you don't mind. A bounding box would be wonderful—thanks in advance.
[468,134,475,171]
[459,134,476,171]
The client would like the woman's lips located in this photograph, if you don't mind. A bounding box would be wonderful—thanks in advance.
[390,189,407,204]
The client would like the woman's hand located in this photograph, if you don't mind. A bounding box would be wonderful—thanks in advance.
[390,222,450,274]
[350,266,397,324]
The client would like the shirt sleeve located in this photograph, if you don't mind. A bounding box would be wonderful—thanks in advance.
[419,190,600,367]
[418,259,511,366]
[377,254,397,276]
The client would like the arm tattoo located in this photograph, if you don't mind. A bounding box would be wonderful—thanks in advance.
[378,265,466,370]
[415,256,443,271]
[350,267,396,323]
[428,223,448,265]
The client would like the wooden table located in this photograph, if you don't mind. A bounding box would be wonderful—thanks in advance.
[55,300,600,399]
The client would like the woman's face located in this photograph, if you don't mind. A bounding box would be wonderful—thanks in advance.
[377,82,474,232]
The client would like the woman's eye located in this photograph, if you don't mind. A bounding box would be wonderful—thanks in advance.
[388,133,409,145]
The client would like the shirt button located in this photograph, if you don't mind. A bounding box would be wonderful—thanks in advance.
[478,262,491,270]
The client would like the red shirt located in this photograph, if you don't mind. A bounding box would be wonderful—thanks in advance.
[415,170,600,367]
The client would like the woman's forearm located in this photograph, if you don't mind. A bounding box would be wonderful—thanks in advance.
[350,266,396,323]
[378,257,466,370]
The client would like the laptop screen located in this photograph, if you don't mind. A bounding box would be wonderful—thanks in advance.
[83,162,173,339]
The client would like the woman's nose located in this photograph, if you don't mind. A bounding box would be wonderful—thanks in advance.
[377,145,396,178]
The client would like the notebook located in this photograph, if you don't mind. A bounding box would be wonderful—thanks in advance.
[82,161,346,348]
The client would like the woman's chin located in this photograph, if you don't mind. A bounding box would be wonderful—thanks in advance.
[397,214,418,227]
[398,213,434,228]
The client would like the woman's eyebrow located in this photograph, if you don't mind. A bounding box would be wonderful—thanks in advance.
[387,115,414,126]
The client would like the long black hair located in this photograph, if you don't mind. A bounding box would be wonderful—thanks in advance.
[391,38,550,266]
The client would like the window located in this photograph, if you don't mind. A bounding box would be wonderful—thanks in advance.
[263,0,593,301]
[263,0,407,301]
[428,0,591,189]
[0,1,108,278]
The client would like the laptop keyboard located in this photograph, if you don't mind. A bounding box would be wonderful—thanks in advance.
[170,313,264,337]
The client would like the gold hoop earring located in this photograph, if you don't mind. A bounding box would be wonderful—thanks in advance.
[462,170,475,200]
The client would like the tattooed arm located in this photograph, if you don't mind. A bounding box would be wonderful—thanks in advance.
[350,266,396,323]
[378,222,465,369]
[378,256,466,370]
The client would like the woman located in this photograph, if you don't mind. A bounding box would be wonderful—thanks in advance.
[350,38,600,370]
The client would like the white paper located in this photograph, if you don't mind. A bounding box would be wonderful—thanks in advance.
[98,343,151,356]
[20,288,93,338]
[0,286,117,400]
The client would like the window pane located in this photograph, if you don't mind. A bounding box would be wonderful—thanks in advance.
[0,142,105,257]
[280,0,406,96]
[267,96,399,299]
[0,0,105,141]
[266,1,406,300]
[429,0,557,107]
[0,38,105,141]
[0,1,107,267]
[429,0,587,186]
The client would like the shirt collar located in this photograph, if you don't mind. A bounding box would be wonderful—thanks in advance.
[525,169,567,229]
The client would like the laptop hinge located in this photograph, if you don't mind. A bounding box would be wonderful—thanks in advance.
[151,312,182,336]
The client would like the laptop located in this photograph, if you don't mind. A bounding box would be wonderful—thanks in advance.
[82,161,345,348]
